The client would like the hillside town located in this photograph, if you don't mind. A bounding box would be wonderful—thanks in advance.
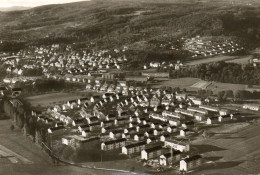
[1,34,260,174]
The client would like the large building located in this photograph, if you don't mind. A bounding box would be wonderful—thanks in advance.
[101,138,126,151]
[159,151,182,166]
[180,155,203,172]
[121,141,146,155]
[164,139,190,152]
[141,146,163,160]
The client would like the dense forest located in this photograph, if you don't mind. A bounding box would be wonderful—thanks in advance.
[170,62,260,85]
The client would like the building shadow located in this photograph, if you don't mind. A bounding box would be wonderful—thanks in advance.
[204,156,223,162]
[192,144,226,154]
[201,160,244,171]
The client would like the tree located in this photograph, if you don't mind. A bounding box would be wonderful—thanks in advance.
[224,90,234,99]
[217,91,225,101]
[234,90,242,100]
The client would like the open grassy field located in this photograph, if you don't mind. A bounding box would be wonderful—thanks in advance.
[152,77,246,93]
[151,77,201,90]
[225,55,251,64]
[206,81,246,92]
[186,55,253,66]
[186,55,235,66]
[25,90,100,107]
[191,111,260,174]
[191,80,212,89]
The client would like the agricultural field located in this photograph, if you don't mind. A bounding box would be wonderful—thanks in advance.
[152,77,246,93]
[150,77,200,90]
[206,82,246,92]
[186,55,253,66]
[191,80,212,89]
[185,55,235,66]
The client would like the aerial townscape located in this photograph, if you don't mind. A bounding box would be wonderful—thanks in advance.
[0,0,260,175]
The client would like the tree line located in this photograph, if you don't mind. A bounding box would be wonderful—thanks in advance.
[170,61,260,85]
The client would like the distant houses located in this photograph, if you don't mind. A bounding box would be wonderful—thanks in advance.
[243,104,260,111]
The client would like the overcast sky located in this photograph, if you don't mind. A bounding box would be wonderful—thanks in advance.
[0,0,89,7]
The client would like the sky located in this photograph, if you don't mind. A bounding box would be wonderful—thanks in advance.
[0,0,89,7]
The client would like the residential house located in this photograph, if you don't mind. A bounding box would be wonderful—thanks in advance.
[176,93,186,100]
[109,129,123,139]
[82,129,90,137]
[167,126,178,133]
[194,113,206,121]
[121,141,146,155]
[101,138,127,151]
[180,129,191,136]
[72,118,86,127]
[218,114,231,122]
[101,120,114,127]
[134,133,145,141]
[122,133,130,139]
[219,109,230,116]
[242,104,260,111]
[180,155,203,172]
[150,96,161,107]
[164,139,190,152]
[187,107,208,115]
[199,105,219,112]
[149,113,167,122]
[141,146,163,160]
[162,111,184,120]
[86,117,99,124]
[160,151,182,166]
[168,119,180,126]
[206,116,218,125]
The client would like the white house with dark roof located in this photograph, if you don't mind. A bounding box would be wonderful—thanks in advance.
[141,145,162,160]
[180,155,203,172]
[242,104,260,111]
[160,151,182,166]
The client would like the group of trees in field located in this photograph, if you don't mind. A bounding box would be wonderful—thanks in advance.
[0,41,26,52]
[171,61,260,85]
[23,68,43,76]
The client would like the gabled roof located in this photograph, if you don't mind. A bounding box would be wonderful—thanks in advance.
[125,141,146,149]
[144,146,162,153]
[162,151,181,158]
[183,155,202,162]
[103,138,127,145]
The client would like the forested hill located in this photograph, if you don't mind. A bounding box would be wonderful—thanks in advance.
[0,0,259,52]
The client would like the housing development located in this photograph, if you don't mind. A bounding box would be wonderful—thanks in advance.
[0,0,260,175]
